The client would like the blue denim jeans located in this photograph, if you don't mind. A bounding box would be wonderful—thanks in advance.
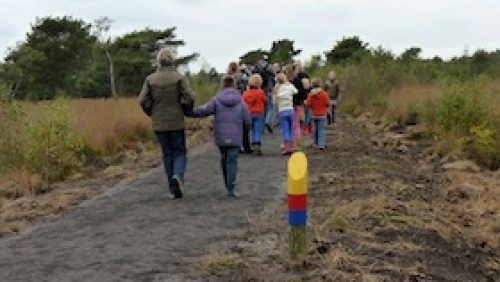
[264,91,274,125]
[219,146,240,195]
[251,114,264,145]
[303,107,312,128]
[279,110,294,142]
[155,130,187,187]
[312,117,327,148]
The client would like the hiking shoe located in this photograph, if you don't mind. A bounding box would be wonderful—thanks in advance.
[170,176,183,199]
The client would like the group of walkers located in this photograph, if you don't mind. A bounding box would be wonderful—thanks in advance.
[139,48,341,199]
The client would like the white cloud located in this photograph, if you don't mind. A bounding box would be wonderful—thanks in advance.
[0,0,499,71]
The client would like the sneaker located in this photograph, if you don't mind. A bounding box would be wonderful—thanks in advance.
[227,192,239,199]
[265,124,274,134]
[170,176,183,199]
[253,144,262,156]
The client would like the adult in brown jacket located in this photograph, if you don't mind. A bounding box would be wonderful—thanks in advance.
[325,71,341,125]
[139,48,195,199]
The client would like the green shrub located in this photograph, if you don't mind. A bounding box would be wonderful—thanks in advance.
[469,125,500,169]
[435,80,488,135]
[27,99,85,181]
[0,102,30,174]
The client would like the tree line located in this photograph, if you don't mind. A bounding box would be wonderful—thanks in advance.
[1,16,500,101]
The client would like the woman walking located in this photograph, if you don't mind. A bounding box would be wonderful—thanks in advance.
[138,48,195,199]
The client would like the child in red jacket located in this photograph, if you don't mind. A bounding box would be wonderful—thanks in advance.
[306,78,330,150]
[243,74,268,155]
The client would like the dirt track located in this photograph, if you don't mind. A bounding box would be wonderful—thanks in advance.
[0,133,286,281]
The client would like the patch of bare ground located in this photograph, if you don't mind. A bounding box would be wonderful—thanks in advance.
[200,115,500,281]
[0,120,212,237]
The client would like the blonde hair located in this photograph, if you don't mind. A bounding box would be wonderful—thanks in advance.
[328,71,337,80]
[284,65,295,81]
[248,74,263,88]
[157,48,176,66]
[276,73,288,84]
[311,78,322,88]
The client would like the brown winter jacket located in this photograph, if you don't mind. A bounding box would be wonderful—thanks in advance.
[138,66,195,131]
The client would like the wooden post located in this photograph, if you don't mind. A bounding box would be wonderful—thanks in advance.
[287,152,308,260]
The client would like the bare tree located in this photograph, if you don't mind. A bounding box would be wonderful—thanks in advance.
[94,16,117,99]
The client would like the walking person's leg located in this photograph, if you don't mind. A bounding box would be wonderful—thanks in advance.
[332,104,337,125]
[155,131,178,198]
[292,106,302,148]
[225,147,240,198]
[252,114,264,155]
[282,112,294,154]
[219,147,228,188]
[317,118,327,149]
[264,92,274,133]
[313,118,319,147]
[242,127,252,153]
[170,129,187,198]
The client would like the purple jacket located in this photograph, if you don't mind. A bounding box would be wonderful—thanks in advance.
[191,87,251,147]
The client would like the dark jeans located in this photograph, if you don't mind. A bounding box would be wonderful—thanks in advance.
[242,127,252,152]
[155,130,187,188]
[219,146,240,195]
[328,104,337,125]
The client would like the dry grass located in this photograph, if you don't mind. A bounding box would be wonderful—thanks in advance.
[68,98,151,154]
[0,170,43,199]
[201,255,247,275]
[439,170,500,248]
[384,84,441,124]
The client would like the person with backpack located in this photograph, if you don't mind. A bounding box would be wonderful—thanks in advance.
[254,55,276,134]
[242,74,268,155]
[138,48,195,199]
[306,78,331,150]
[190,75,251,198]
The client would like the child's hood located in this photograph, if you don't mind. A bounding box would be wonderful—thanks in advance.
[217,88,242,107]
[309,87,323,96]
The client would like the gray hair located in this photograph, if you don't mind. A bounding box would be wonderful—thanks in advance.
[157,48,176,66]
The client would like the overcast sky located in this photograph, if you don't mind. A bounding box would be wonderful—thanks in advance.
[1,0,499,71]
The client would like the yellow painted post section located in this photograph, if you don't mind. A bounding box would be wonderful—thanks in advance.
[287,152,308,195]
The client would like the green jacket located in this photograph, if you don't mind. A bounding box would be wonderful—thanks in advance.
[138,66,195,131]
[325,79,340,101]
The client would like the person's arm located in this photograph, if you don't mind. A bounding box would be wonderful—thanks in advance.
[306,93,312,108]
[179,77,196,105]
[260,90,268,103]
[138,77,153,116]
[190,98,216,118]
[324,92,331,108]
[291,85,298,95]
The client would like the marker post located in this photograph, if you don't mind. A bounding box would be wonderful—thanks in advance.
[287,152,308,260]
